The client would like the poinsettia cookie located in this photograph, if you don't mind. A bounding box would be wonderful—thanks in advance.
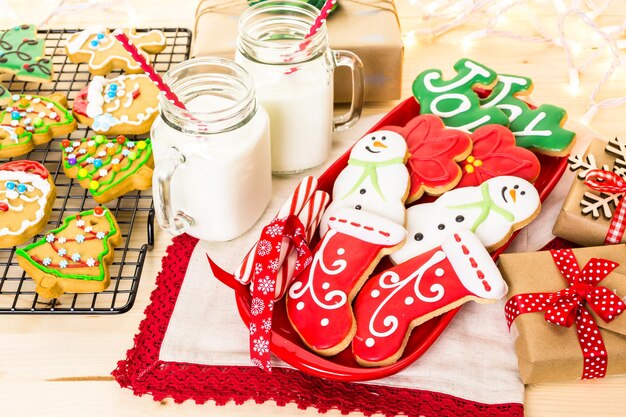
[352,230,507,367]
[0,93,76,158]
[0,161,56,248]
[391,176,541,264]
[456,124,540,188]
[0,25,53,83]
[386,114,472,203]
[61,135,153,204]
[73,74,159,135]
[318,130,409,237]
[16,206,122,298]
[65,27,166,76]
[287,208,406,356]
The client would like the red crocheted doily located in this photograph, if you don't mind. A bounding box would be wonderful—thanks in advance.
[113,233,524,417]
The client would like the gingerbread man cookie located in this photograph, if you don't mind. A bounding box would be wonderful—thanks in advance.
[352,230,507,367]
[61,135,153,204]
[0,93,76,158]
[65,27,166,76]
[72,74,159,135]
[391,176,541,264]
[318,130,410,237]
[16,206,122,299]
[0,25,53,83]
[0,161,56,248]
[287,208,406,356]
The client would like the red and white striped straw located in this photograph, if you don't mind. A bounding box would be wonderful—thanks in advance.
[304,0,337,39]
[112,29,187,110]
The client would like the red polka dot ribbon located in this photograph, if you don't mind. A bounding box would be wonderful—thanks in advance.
[248,215,312,372]
[584,169,626,244]
[505,248,626,379]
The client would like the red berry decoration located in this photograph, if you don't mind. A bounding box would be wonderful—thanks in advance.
[22,64,29,69]
[93,206,105,216]
[116,135,126,144]
[61,139,70,148]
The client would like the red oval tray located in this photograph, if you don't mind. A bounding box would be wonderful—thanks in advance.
[214,97,569,381]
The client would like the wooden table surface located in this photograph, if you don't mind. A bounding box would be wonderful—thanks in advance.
[1,1,626,416]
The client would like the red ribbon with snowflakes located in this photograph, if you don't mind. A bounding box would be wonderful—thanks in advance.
[505,248,626,379]
[584,169,626,244]
[248,214,312,371]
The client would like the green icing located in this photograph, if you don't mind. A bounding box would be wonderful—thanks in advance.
[342,157,404,200]
[0,25,52,81]
[447,182,514,231]
[16,208,118,282]
[61,136,152,197]
[412,58,508,131]
[0,94,75,151]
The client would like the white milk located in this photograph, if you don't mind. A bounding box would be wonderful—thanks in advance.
[151,94,271,241]
[236,52,334,174]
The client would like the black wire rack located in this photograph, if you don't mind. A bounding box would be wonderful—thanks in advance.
[0,27,191,314]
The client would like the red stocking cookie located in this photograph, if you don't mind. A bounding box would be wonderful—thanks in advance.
[386,114,472,203]
[352,230,507,367]
[286,208,406,356]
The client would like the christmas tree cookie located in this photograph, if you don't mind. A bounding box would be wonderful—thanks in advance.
[0,25,53,82]
[0,93,76,158]
[16,206,122,298]
[61,135,153,204]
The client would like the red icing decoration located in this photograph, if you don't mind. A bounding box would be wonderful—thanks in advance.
[72,86,89,117]
[286,214,403,354]
[0,160,49,179]
[385,114,472,203]
[352,232,503,366]
[456,125,541,188]
[0,202,8,211]
[61,139,70,148]
[94,206,105,216]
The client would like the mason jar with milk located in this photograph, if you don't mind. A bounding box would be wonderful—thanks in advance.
[235,0,364,174]
[151,57,271,242]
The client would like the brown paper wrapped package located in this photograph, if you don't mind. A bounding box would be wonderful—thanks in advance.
[192,0,403,103]
[499,245,626,384]
[552,138,626,246]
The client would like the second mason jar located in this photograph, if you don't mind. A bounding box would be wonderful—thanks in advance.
[236,0,364,174]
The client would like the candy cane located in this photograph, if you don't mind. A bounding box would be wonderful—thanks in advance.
[235,176,318,284]
[274,190,330,299]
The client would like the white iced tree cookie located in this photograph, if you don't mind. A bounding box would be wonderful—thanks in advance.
[319,130,410,237]
[391,176,541,264]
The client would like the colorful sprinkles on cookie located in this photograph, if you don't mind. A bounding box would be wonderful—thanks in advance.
[0,25,53,82]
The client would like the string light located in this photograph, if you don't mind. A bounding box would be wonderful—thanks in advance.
[403,0,626,126]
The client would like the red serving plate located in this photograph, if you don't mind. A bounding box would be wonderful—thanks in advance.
[212,97,569,381]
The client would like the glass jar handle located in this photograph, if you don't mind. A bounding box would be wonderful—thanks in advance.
[152,147,194,236]
[333,50,364,132]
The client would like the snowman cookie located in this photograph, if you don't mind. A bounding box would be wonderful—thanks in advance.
[390,176,541,264]
[72,74,159,135]
[0,161,56,248]
[0,93,76,158]
[65,27,166,76]
[318,130,410,237]
[353,230,507,367]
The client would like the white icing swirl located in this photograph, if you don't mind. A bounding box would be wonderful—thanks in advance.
[86,76,108,118]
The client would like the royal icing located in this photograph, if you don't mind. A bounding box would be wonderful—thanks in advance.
[16,207,118,281]
[413,58,508,131]
[390,176,540,264]
[0,93,75,155]
[287,208,406,354]
[65,27,166,74]
[352,230,507,366]
[456,124,540,188]
[386,114,472,202]
[61,135,152,201]
[0,25,52,82]
[75,74,159,134]
[319,130,409,237]
[0,160,52,238]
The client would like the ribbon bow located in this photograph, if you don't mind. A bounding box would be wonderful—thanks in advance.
[505,249,626,379]
[248,214,312,372]
[584,169,626,244]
